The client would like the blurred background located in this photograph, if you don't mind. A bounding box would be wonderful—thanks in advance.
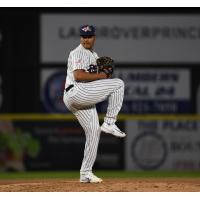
[1,7,200,172]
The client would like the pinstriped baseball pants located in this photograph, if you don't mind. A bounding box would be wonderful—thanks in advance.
[63,78,124,173]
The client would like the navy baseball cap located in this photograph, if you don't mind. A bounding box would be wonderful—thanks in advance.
[80,25,95,36]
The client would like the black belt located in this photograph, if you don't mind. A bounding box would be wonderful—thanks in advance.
[65,85,74,92]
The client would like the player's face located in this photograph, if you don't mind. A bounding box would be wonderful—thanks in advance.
[80,36,96,50]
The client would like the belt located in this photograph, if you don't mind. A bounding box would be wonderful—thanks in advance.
[65,85,74,92]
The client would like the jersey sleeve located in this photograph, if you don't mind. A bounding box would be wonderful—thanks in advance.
[94,52,99,59]
[70,51,89,71]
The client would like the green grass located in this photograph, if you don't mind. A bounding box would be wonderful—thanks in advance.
[0,170,200,180]
[96,170,200,178]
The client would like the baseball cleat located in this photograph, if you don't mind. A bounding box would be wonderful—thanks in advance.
[80,172,103,183]
[101,122,126,138]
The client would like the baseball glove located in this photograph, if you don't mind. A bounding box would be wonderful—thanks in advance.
[96,56,114,78]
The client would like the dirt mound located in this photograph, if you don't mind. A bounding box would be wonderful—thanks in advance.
[0,178,200,192]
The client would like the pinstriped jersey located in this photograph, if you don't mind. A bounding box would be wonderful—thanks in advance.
[65,44,99,88]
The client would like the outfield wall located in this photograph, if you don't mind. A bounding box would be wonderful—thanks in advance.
[0,114,200,171]
[1,8,200,172]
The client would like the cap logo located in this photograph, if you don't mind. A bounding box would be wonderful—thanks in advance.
[81,26,92,32]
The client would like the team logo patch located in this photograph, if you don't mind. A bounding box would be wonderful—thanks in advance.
[75,59,82,64]
[81,26,92,32]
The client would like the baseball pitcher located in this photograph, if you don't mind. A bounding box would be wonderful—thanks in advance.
[63,25,126,183]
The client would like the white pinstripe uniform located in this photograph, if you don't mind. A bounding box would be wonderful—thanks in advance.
[63,44,124,175]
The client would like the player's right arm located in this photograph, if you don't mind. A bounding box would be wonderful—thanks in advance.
[69,50,107,82]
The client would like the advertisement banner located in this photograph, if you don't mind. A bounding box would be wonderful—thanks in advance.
[41,14,200,63]
[0,119,123,171]
[125,120,200,170]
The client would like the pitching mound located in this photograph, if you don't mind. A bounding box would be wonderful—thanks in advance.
[0,178,200,192]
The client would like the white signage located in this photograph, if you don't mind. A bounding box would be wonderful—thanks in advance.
[125,120,200,170]
[41,14,200,63]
